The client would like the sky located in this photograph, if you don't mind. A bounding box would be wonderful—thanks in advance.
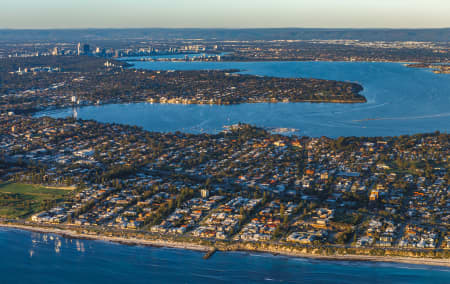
[1,0,449,29]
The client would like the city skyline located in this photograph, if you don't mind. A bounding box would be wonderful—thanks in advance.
[1,0,449,29]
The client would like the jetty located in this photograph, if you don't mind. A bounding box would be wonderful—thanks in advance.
[203,248,217,259]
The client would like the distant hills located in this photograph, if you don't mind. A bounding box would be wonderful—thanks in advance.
[1,28,449,42]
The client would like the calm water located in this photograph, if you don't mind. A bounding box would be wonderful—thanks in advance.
[38,61,450,137]
[1,228,449,284]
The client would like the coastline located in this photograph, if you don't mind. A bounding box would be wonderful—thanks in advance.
[0,223,210,252]
[31,95,366,116]
[243,248,450,268]
[1,223,448,268]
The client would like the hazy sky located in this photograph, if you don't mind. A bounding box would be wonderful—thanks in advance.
[1,0,449,29]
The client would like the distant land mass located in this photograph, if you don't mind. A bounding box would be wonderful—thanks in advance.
[0,28,449,43]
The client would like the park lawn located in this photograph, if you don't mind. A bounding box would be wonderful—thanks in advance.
[0,183,71,219]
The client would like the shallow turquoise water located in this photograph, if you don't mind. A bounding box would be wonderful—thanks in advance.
[1,228,449,284]
[38,61,450,137]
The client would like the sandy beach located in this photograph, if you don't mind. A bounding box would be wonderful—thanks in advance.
[0,223,210,252]
[1,223,448,268]
[251,248,450,268]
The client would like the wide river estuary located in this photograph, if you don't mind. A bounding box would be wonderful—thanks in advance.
[38,60,450,137]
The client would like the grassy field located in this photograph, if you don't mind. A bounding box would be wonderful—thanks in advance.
[0,183,71,219]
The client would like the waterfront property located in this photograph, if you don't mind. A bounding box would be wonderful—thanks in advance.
[0,115,448,259]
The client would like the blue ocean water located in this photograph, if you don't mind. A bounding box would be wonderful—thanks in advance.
[38,61,450,137]
[0,228,449,284]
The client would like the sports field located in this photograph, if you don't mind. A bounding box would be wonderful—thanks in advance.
[0,183,71,218]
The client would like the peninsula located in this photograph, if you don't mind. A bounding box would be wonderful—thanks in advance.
[406,63,450,74]
[0,56,365,115]
[0,116,448,264]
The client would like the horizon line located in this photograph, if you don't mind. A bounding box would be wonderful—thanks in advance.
[1,27,449,31]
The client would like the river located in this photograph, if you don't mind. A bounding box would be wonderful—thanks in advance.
[37,60,450,137]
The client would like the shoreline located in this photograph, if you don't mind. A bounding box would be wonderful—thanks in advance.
[1,223,448,268]
[0,223,210,252]
[241,248,450,268]
[28,96,366,117]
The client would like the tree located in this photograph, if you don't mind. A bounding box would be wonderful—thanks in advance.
[280,203,285,219]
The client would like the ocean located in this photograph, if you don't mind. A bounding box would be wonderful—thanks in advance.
[1,228,449,284]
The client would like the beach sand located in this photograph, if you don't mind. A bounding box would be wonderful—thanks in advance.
[1,223,448,268]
